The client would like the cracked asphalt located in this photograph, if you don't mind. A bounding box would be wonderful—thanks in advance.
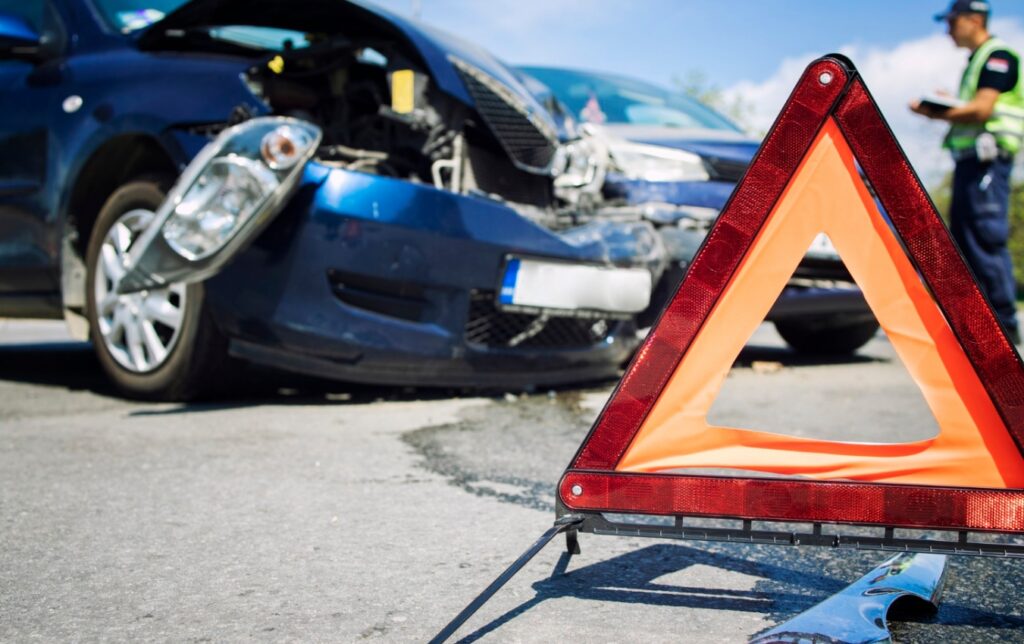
[1,319,1023,642]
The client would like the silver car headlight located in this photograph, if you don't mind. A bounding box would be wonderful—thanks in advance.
[161,120,320,261]
[116,117,322,294]
[608,140,710,182]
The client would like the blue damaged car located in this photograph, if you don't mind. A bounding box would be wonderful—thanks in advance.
[0,0,663,399]
[519,66,879,355]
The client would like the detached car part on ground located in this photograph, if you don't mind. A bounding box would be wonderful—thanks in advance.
[519,67,879,354]
[0,0,664,400]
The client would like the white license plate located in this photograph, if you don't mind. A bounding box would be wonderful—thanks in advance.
[498,258,652,314]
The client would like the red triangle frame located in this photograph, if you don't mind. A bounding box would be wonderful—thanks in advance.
[558,55,1024,533]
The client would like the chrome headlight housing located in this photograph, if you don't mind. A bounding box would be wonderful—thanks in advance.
[608,140,710,182]
[162,156,279,260]
[161,120,320,261]
[118,117,321,293]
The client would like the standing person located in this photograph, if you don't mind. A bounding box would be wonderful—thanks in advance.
[911,0,1024,344]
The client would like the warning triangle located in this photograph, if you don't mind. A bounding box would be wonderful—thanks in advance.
[559,55,1024,533]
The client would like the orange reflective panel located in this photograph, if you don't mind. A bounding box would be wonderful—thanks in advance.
[616,119,1024,488]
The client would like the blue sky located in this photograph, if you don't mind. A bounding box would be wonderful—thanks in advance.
[365,0,1024,182]
[365,1,1024,89]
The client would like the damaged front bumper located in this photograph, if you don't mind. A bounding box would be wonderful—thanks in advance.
[204,164,660,386]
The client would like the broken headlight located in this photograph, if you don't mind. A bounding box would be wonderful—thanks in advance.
[608,140,709,182]
[116,117,322,293]
[162,120,320,260]
[552,127,609,205]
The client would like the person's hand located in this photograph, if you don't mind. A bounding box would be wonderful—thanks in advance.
[909,100,939,119]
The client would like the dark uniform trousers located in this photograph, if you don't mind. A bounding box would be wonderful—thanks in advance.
[950,154,1018,334]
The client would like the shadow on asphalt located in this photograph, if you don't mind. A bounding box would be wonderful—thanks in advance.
[0,339,884,411]
[452,542,1024,643]
[453,543,843,642]
[0,341,463,408]
[0,341,120,396]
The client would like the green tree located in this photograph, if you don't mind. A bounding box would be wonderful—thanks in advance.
[929,172,953,225]
[1009,179,1024,292]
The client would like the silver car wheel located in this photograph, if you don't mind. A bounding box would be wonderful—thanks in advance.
[92,208,188,373]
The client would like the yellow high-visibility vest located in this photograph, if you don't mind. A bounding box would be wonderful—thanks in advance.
[945,37,1024,155]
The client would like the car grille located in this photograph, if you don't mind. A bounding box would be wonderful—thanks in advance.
[450,57,558,173]
[464,291,612,349]
[706,157,749,183]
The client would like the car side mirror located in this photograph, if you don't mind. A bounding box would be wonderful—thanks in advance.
[0,12,46,62]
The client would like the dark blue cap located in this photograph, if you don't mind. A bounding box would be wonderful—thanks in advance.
[935,0,991,21]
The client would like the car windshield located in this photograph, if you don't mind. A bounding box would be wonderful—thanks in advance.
[519,67,742,133]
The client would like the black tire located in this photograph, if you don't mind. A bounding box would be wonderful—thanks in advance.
[85,177,228,400]
[774,315,880,355]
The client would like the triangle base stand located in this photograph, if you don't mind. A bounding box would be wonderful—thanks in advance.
[563,506,1024,558]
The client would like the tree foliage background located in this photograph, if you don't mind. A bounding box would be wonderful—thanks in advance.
[1011,182,1024,293]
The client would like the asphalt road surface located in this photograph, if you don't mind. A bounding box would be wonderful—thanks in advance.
[2,319,1023,642]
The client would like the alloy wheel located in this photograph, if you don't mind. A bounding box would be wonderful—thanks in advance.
[93,209,188,373]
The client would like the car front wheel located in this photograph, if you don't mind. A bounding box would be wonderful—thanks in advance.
[85,178,227,400]
[773,315,880,355]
